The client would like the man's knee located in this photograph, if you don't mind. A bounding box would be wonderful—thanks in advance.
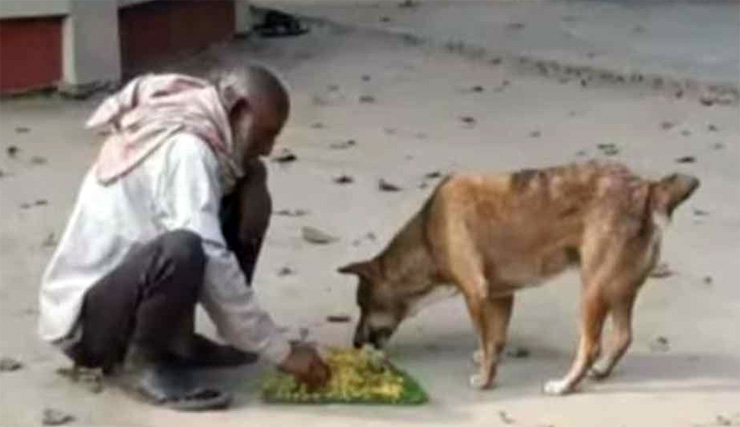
[159,230,206,276]
[243,158,268,185]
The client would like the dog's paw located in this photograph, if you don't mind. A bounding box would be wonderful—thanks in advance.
[588,366,610,381]
[472,350,483,365]
[469,373,493,390]
[543,379,572,396]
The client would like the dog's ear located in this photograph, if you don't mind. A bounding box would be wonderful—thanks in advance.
[652,173,700,217]
[337,260,376,280]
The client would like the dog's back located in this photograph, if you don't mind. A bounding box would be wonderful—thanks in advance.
[426,161,695,293]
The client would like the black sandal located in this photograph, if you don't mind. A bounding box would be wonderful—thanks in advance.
[132,364,232,411]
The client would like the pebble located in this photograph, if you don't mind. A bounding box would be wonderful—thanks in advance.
[0,357,23,372]
[30,155,47,165]
[676,156,696,164]
[55,366,104,393]
[505,346,531,359]
[359,95,376,104]
[42,232,57,248]
[460,116,476,126]
[42,408,75,426]
[278,266,295,277]
[650,262,674,278]
[275,209,309,217]
[273,149,297,164]
[326,314,352,323]
[329,140,356,150]
[379,179,402,192]
[499,410,515,425]
[597,143,620,156]
[333,175,354,185]
[649,336,670,353]
[302,226,339,245]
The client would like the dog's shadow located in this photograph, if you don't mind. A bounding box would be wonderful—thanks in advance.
[392,333,740,401]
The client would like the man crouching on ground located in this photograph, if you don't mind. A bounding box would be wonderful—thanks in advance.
[38,65,330,410]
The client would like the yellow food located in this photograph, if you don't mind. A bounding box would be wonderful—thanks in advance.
[262,347,406,402]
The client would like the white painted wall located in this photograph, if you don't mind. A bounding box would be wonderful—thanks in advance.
[0,0,70,19]
[62,0,121,89]
[0,0,157,18]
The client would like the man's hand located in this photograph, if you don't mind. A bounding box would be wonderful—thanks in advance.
[278,343,331,390]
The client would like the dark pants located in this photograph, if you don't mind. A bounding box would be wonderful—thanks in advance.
[66,160,272,371]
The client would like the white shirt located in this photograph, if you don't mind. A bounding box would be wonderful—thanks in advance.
[38,133,290,364]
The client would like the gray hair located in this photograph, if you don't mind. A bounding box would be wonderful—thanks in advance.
[212,64,290,116]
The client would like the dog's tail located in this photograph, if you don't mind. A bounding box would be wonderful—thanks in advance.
[649,173,700,219]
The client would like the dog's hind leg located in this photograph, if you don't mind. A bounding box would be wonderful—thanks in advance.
[543,285,607,395]
[589,295,636,380]
[543,219,651,395]
[589,226,656,381]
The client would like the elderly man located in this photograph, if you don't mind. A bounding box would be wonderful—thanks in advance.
[38,66,330,410]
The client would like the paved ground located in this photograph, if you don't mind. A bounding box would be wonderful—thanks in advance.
[271,0,740,87]
[1,14,739,427]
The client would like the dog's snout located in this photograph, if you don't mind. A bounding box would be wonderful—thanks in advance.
[353,321,368,349]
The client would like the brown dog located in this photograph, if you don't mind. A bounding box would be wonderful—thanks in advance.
[338,161,699,395]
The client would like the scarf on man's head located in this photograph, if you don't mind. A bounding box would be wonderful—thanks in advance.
[86,74,243,192]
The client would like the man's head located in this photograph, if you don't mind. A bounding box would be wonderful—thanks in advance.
[338,260,405,349]
[215,65,290,165]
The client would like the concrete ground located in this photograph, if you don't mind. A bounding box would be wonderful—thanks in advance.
[1,12,739,427]
[271,0,740,87]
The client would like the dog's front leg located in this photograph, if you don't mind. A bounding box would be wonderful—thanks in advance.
[463,292,496,390]
[473,295,514,366]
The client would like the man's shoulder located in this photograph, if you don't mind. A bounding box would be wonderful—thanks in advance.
[162,133,219,169]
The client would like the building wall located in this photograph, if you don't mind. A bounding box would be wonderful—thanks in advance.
[0,17,63,92]
[0,0,241,94]
[0,0,71,19]
[118,0,235,73]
